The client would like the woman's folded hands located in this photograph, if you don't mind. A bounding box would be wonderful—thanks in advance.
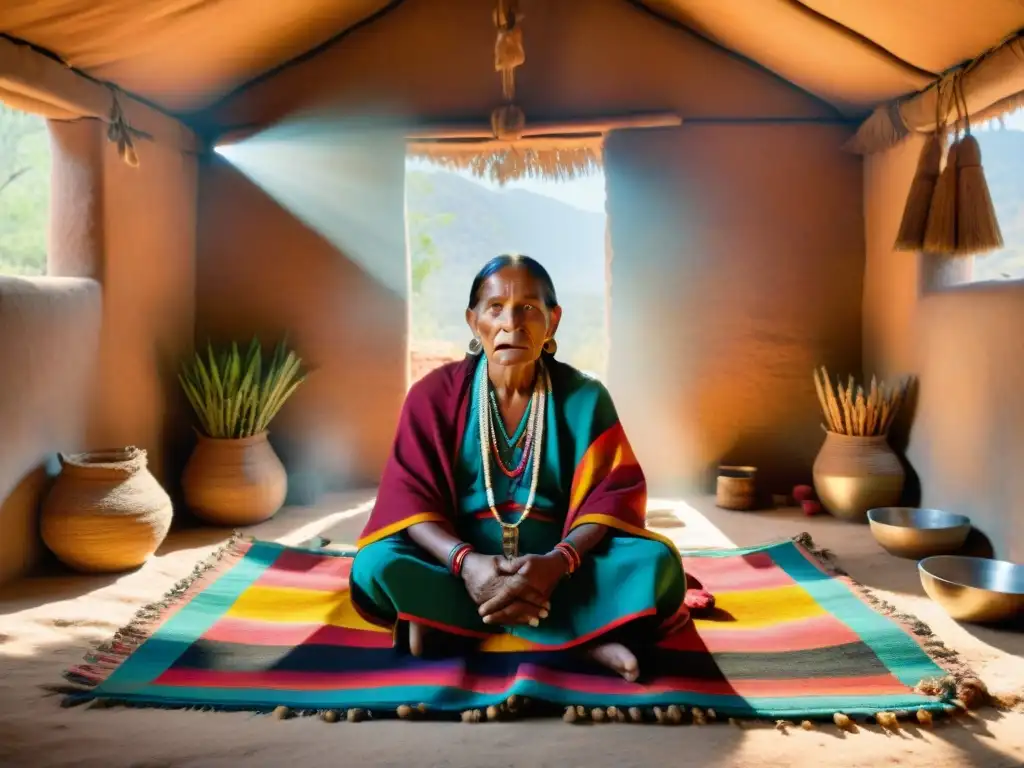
[461,552,568,627]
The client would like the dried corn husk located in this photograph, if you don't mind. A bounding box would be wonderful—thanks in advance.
[813,367,914,437]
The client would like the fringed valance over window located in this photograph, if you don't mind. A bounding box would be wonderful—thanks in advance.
[405,113,680,184]
[407,135,603,184]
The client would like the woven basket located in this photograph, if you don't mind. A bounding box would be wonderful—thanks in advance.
[40,447,174,573]
[715,466,757,511]
[181,431,287,526]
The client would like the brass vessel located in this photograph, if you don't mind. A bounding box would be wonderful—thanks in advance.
[919,556,1024,624]
[812,432,904,522]
[867,507,970,559]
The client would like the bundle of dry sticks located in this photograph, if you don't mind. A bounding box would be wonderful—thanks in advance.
[813,367,914,437]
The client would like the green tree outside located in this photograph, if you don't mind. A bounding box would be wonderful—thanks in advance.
[0,103,50,276]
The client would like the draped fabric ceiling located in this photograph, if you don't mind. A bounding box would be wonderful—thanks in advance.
[1,0,1023,140]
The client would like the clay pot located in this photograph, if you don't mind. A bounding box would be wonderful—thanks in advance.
[812,432,905,522]
[41,447,173,573]
[182,432,287,526]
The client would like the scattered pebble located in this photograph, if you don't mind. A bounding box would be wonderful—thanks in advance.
[876,711,899,730]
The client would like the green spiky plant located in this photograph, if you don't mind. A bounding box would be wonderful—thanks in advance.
[179,337,306,439]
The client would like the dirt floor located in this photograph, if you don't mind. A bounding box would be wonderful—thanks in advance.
[1,493,1023,768]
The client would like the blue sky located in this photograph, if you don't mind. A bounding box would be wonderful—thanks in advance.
[979,108,1024,132]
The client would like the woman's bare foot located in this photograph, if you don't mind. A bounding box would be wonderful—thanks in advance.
[588,642,640,682]
[409,621,430,657]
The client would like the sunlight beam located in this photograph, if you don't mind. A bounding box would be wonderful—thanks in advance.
[210,110,412,297]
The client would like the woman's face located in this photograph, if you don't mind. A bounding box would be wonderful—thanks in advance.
[466,265,561,367]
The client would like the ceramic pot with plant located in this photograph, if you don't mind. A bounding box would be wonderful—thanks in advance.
[179,337,306,526]
[811,367,913,522]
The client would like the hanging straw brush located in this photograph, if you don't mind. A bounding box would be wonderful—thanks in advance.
[923,76,961,254]
[954,72,1004,255]
[894,83,945,251]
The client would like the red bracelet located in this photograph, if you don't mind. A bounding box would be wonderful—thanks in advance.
[448,543,473,576]
[554,541,581,575]
[554,546,575,574]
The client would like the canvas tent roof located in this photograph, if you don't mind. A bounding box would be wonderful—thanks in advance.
[2,0,1023,117]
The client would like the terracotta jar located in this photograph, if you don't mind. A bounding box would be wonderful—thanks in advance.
[40,447,173,573]
[812,432,905,522]
[182,431,287,526]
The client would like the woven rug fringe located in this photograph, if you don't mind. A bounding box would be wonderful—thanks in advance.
[61,531,251,704]
[789,532,1012,713]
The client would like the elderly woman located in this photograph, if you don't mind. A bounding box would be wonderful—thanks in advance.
[350,255,689,682]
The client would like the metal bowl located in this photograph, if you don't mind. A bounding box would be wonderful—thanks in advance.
[866,507,971,559]
[919,556,1024,624]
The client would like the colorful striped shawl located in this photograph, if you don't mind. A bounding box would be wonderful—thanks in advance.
[358,356,659,547]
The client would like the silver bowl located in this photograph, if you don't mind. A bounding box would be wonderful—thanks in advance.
[866,507,971,559]
[919,556,1024,624]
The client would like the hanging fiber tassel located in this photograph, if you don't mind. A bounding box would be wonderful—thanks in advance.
[923,78,963,255]
[106,85,141,168]
[893,131,942,251]
[923,140,959,253]
[956,136,1002,254]
[953,71,1003,255]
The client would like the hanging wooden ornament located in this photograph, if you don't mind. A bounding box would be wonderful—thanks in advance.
[490,0,526,141]
[493,0,525,100]
[491,104,526,141]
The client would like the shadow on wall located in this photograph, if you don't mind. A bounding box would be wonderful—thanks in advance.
[195,152,408,495]
[604,124,865,496]
[0,277,102,583]
[887,381,921,507]
[0,463,57,582]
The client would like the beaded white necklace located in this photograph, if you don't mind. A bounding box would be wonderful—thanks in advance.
[478,357,549,559]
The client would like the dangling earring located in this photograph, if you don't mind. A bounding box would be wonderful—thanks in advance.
[468,337,483,355]
[543,338,558,356]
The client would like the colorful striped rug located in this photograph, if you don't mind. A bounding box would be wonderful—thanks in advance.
[64,534,969,721]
